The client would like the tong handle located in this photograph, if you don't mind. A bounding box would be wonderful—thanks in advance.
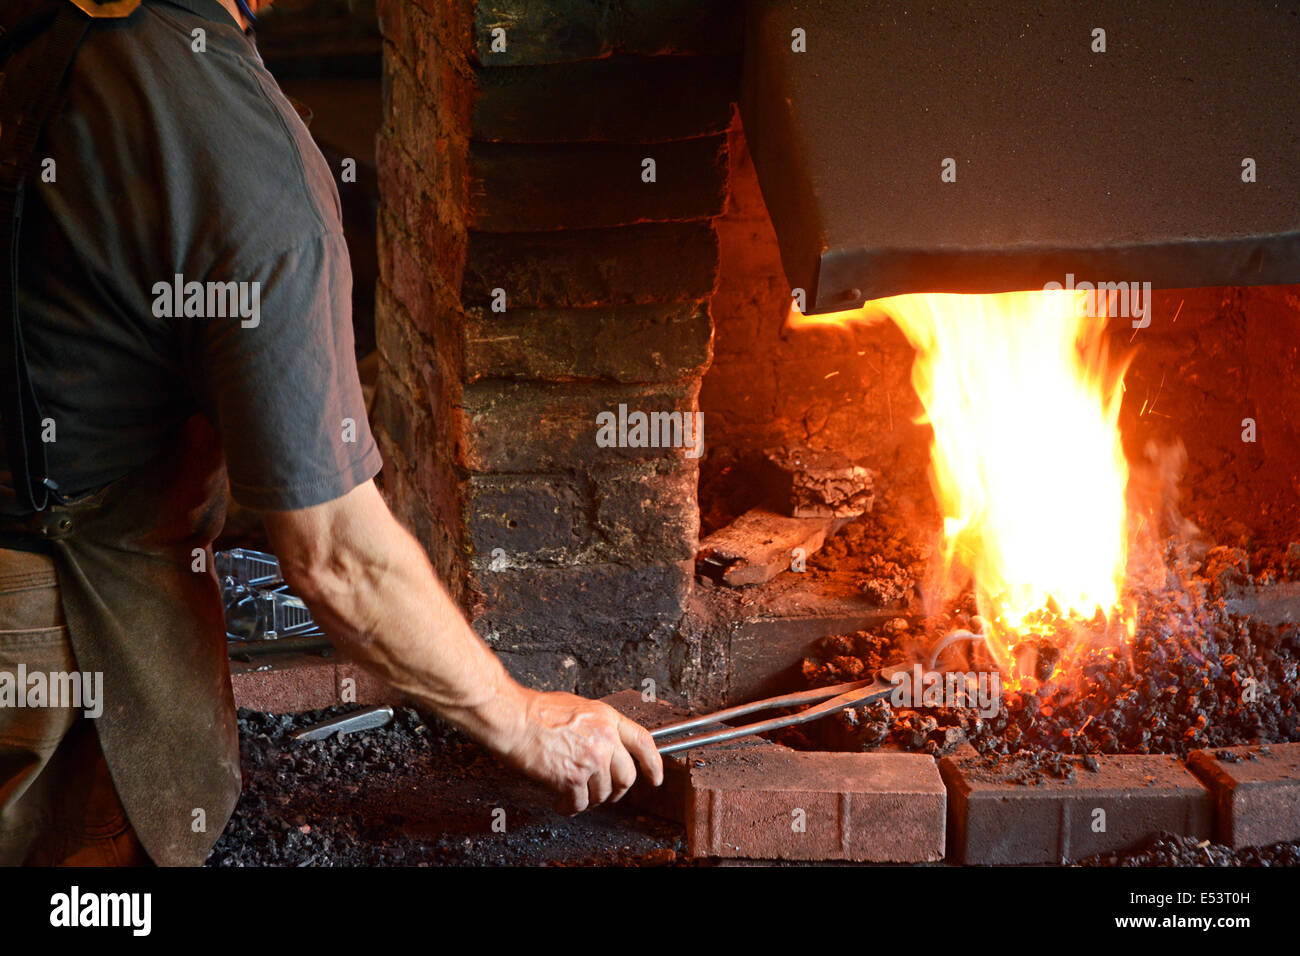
[648,678,878,741]
[654,678,894,755]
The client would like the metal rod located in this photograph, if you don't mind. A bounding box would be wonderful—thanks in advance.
[292,705,394,742]
[927,629,988,671]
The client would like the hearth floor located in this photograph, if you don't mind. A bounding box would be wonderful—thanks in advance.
[207,705,1300,867]
[207,706,689,867]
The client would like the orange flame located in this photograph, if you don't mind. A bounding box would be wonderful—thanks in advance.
[793,290,1131,677]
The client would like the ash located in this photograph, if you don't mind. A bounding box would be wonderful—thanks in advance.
[800,540,1300,760]
[809,483,933,608]
[1078,833,1300,867]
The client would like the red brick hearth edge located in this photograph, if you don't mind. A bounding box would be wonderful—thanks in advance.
[228,670,1300,863]
[604,690,1300,864]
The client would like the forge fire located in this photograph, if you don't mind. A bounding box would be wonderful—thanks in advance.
[795,288,1135,684]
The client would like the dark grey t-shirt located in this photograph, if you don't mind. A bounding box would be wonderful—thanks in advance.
[8,0,381,511]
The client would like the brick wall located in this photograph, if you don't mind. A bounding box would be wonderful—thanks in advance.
[700,118,934,532]
[373,0,739,693]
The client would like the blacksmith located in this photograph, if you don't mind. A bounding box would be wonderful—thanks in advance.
[0,0,661,866]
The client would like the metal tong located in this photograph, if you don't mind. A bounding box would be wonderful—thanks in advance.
[651,667,900,755]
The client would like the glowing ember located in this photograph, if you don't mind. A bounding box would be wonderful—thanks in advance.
[792,290,1132,680]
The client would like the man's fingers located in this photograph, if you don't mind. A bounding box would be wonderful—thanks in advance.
[556,783,588,816]
[525,698,666,815]
[618,716,664,787]
[587,764,613,808]
[609,745,637,802]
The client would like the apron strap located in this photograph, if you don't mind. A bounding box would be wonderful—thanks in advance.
[0,0,141,514]
[0,3,92,512]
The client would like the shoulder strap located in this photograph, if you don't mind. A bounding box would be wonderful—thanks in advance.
[0,0,140,513]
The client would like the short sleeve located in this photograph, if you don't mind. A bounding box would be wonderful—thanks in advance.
[192,232,383,510]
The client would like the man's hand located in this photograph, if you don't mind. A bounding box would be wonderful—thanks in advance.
[497,690,664,814]
[261,480,664,815]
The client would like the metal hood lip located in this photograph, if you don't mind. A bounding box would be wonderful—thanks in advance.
[741,0,1300,314]
[814,233,1300,308]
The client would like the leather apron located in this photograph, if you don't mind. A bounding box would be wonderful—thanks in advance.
[0,413,240,866]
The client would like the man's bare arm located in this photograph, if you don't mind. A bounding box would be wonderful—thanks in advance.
[259,479,663,812]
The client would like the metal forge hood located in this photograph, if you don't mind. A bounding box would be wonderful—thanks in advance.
[741,1,1300,314]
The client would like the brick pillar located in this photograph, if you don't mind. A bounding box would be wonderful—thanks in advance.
[373,0,740,693]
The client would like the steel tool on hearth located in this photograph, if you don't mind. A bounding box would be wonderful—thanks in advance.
[650,665,903,755]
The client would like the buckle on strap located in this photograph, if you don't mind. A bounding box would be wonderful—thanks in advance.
[0,508,70,538]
